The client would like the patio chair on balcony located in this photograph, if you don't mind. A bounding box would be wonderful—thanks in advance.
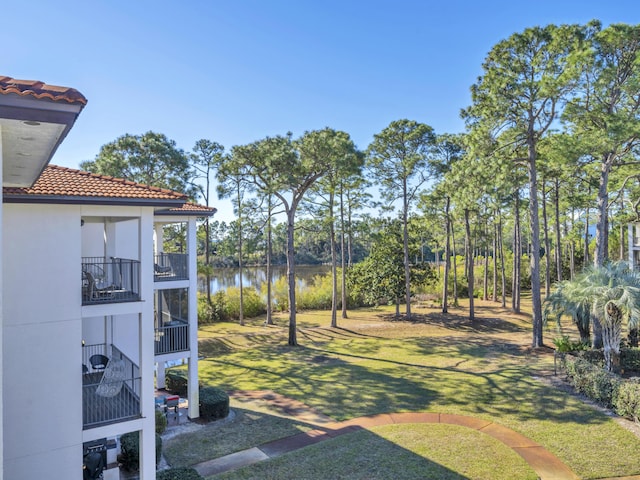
[95,358,126,398]
[89,354,109,371]
[83,270,124,301]
[154,263,172,275]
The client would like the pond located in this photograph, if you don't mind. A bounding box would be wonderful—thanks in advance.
[198,265,332,293]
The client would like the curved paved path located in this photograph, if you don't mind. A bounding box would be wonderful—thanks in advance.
[190,391,636,480]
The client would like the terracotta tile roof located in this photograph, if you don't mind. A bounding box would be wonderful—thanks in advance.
[157,202,217,216]
[3,165,187,202]
[0,76,87,105]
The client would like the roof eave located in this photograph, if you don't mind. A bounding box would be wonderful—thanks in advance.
[154,207,217,217]
[1,94,85,188]
[2,194,186,208]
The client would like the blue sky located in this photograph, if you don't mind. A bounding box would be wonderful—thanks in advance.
[5,0,640,221]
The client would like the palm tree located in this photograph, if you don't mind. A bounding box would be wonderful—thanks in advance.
[544,279,592,345]
[544,262,640,372]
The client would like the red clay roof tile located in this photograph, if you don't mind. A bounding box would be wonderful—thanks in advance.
[159,202,217,214]
[0,76,87,105]
[3,165,188,202]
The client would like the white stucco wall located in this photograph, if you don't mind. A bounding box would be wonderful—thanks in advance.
[0,125,5,480]
[3,203,83,480]
[2,202,159,479]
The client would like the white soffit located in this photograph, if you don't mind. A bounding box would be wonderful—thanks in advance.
[1,118,66,187]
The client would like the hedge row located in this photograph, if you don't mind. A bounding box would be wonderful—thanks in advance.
[562,355,640,422]
[157,467,203,480]
[164,371,230,422]
[575,348,640,373]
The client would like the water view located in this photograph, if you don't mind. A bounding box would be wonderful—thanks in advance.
[198,265,331,293]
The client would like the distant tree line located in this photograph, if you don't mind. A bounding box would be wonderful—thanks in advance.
[81,21,640,350]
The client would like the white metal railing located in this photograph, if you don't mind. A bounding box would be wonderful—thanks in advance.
[154,253,188,281]
[82,257,140,305]
[155,316,189,355]
[82,343,141,429]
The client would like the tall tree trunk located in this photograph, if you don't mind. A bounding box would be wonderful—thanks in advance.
[527,137,544,348]
[569,240,575,280]
[340,188,348,319]
[237,184,244,326]
[498,213,506,308]
[464,222,470,280]
[483,223,489,301]
[286,208,297,345]
[347,199,353,268]
[584,196,590,267]
[492,216,497,302]
[592,156,613,349]
[542,178,551,298]
[452,221,459,305]
[512,194,521,314]
[442,196,451,314]
[594,155,613,266]
[403,179,412,318]
[329,191,338,328]
[464,208,474,321]
[554,178,562,282]
[620,197,625,261]
[264,196,274,326]
[452,231,459,305]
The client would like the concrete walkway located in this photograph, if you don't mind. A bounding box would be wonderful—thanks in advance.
[189,391,638,480]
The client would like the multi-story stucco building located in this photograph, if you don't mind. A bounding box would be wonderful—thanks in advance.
[0,76,213,479]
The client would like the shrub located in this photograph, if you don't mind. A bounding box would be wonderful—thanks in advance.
[577,349,605,367]
[621,348,640,373]
[564,356,622,408]
[578,348,640,373]
[119,432,162,471]
[165,369,188,396]
[199,386,230,421]
[267,276,291,312]
[613,379,640,422]
[157,467,203,480]
[198,291,228,324]
[553,336,589,353]
[155,409,167,434]
[297,274,334,310]
[224,287,266,319]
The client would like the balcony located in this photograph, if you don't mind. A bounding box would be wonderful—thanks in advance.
[155,314,189,355]
[82,344,141,429]
[82,257,140,305]
[154,253,188,282]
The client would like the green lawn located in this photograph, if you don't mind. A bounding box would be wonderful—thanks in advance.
[164,300,640,479]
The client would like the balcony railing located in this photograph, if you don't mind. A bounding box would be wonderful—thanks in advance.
[82,257,140,305]
[82,344,141,429]
[155,315,189,355]
[154,253,188,282]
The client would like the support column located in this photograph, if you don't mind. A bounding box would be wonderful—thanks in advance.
[139,212,156,480]
[156,361,166,389]
[187,217,199,419]
[154,223,164,256]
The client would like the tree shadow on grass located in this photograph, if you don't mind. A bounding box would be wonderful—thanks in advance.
[201,345,440,422]
[380,310,529,335]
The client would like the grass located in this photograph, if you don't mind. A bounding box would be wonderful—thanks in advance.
[215,425,538,480]
[164,299,640,479]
